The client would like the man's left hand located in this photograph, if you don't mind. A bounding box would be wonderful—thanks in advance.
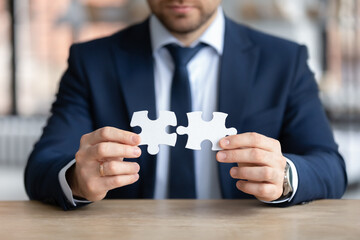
[216,132,287,202]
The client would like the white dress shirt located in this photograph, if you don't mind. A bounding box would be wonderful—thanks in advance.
[59,7,298,206]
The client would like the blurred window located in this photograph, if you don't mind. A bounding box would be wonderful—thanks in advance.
[0,1,11,114]
[4,0,148,116]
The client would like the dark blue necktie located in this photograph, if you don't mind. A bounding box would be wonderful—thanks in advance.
[165,43,205,198]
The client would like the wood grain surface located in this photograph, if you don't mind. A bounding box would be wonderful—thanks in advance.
[0,200,359,240]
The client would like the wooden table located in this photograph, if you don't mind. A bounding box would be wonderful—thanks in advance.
[0,200,359,240]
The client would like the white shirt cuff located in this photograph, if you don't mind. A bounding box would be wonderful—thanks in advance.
[262,157,299,204]
[58,159,92,206]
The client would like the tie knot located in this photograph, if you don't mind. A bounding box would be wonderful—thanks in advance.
[165,43,206,67]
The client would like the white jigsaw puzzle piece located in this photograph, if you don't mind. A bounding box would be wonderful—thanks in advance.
[177,112,237,151]
[130,111,177,155]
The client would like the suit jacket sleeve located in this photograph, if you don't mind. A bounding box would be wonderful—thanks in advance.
[280,46,347,206]
[25,44,93,210]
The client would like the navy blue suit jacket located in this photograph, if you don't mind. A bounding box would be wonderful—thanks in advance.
[25,18,347,210]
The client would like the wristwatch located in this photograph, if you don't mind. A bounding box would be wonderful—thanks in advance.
[282,162,293,198]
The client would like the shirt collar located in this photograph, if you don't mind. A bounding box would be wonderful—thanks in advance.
[150,7,225,55]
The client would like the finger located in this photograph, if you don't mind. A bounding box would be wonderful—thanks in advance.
[217,148,274,166]
[89,142,141,160]
[230,166,281,183]
[102,174,140,191]
[83,127,141,146]
[219,132,281,153]
[74,171,139,201]
[101,161,140,177]
[236,181,281,202]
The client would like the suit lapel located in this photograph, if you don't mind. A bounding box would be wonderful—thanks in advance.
[218,18,260,198]
[113,20,157,120]
[112,20,157,198]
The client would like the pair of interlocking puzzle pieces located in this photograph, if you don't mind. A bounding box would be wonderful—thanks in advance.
[130,111,237,155]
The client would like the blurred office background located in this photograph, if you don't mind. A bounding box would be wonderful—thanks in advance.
[0,0,359,200]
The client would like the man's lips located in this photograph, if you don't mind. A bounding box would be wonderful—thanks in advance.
[167,5,194,14]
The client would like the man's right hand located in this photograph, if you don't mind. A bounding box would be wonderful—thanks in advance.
[66,127,142,202]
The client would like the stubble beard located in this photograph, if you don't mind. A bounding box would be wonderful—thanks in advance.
[156,8,217,35]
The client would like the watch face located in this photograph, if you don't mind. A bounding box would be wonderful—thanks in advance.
[282,163,293,196]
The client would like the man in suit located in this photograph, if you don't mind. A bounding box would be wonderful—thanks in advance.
[25,0,347,210]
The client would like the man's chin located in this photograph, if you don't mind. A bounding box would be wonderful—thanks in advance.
[162,18,202,34]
